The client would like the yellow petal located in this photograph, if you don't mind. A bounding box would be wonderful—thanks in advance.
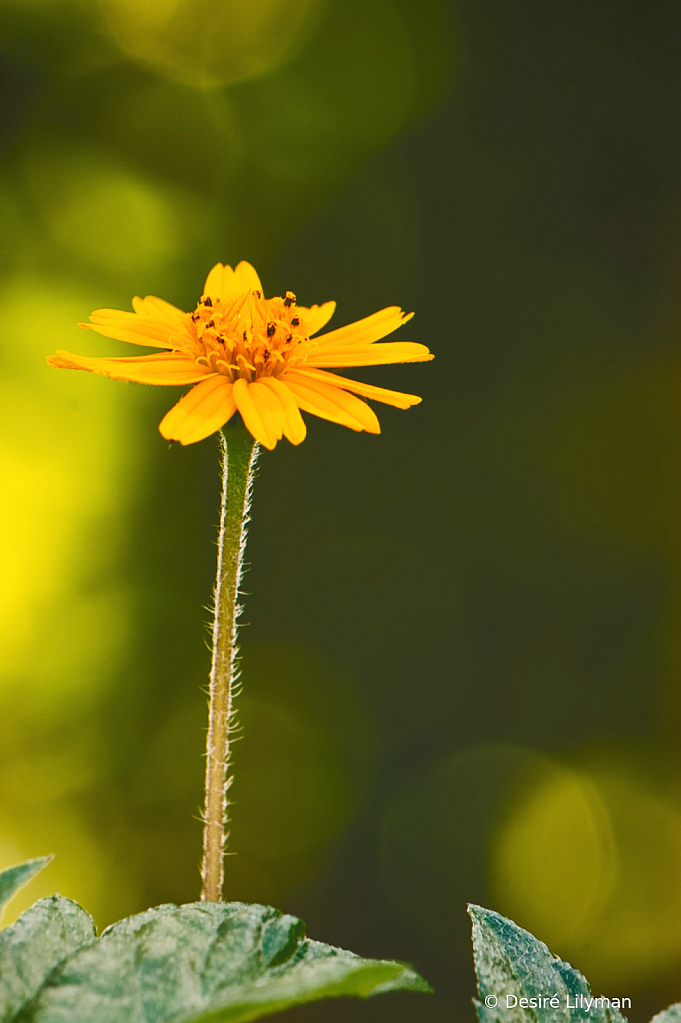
[130,295,186,324]
[81,320,185,349]
[159,376,237,445]
[289,367,422,409]
[233,261,263,295]
[249,382,285,444]
[203,261,264,303]
[259,377,307,445]
[287,375,380,433]
[307,341,434,368]
[91,306,149,321]
[317,307,413,348]
[48,350,212,385]
[233,377,276,449]
[284,378,370,433]
[202,263,228,299]
[329,389,380,433]
[298,301,336,337]
[81,296,189,348]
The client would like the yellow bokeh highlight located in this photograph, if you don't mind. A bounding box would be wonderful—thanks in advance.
[0,273,146,926]
[584,770,681,984]
[0,281,135,689]
[490,757,681,987]
[23,147,203,279]
[489,765,617,949]
[85,0,325,88]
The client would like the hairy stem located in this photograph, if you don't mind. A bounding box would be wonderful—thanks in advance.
[201,424,259,902]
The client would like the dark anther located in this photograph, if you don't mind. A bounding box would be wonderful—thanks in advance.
[255,290,262,299]
[206,320,214,329]
[204,296,213,307]
[191,312,199,322]
[286,333,292,343]
[243,330,248,341]
[267,323,276,337]
[263,350,270,360]
[284,291,296,308]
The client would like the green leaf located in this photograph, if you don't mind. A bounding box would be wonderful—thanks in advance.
[469,905,628,1023]
[0,896,96,1022]
[0,857,52,916]
[18,901,430,1023]
[651,1007,681,1023]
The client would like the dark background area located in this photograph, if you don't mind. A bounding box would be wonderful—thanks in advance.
[2,0,681,1020]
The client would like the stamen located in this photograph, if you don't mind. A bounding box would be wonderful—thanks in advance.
[189,287,311,382]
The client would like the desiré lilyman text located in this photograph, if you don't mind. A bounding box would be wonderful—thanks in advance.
[505,994,631,1011]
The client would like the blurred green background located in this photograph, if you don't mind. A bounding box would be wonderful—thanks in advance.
[1,0,681,1020]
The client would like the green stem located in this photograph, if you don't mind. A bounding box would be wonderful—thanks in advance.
[201,424,259,902]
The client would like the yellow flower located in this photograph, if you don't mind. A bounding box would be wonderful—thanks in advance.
[48,261,433,450]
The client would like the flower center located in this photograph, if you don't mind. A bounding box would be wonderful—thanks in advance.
[185,288,311,382]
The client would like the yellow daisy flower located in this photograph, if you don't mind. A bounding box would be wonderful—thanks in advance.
[48,261,433,450]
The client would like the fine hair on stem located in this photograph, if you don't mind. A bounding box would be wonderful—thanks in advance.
[201,424,259,902]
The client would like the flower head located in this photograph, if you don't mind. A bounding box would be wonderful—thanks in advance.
[48,261,433,449]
